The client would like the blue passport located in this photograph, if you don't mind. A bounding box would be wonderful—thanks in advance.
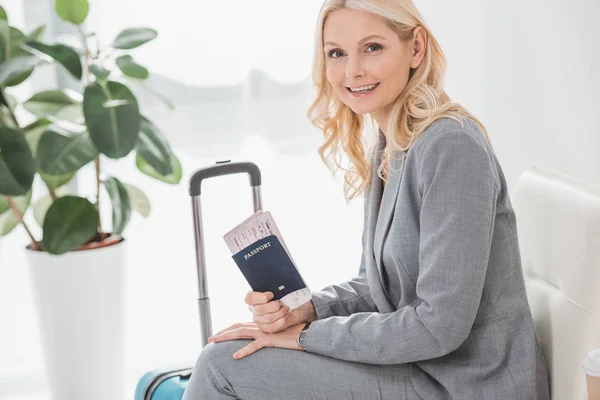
[231,235,307,301]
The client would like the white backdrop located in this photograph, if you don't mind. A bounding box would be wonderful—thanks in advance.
[1,0,599,398]
[85,0,600,187]
[417,0,600,187]
[85,0,325,85]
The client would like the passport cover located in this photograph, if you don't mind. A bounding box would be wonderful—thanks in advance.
[231,234,306,300]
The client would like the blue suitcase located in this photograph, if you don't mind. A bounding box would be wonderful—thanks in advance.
[134,161,263,399]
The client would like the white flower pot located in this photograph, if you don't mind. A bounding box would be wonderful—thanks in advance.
[25,239,127,400]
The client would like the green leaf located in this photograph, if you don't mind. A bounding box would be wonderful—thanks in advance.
[23,89,83,122]
[0,190,32,236]
[23,118,53,156]
[125,183,150,217]
[23,41,82,80]
[103,177,131,235]
[0,126,35,196]
[0,20,9,62]
[136,152,182,184]
[0,6,7,21]
[42,195,98,254]
[33,187,70,227]
[135,116,172,176]
[5,69,34,87]
[41,171,75,189]
[33,194,52,227]
[0,107,14,129]
[0,91,8,111]
[0,209,18,235]
[0,55,43,87]
[83,81,140,159]
[51,104,83,123]
[9,27,30,59]
[55,0,89,26]
[28,25,46,41]
[116,55,148,80]
[90,64,110,80]
[0,195,7,215]
[0,90,13,111]
[112,28,157,50]
[4,92,17,111]
[36,130,97,175]
[3,28,37,86]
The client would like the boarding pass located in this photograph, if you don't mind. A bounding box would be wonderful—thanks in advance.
[223,210,311,310]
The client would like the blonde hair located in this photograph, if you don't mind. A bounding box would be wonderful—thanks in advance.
[307,0,490,201]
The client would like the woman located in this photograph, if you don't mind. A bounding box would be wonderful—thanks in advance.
[183,0,550,398]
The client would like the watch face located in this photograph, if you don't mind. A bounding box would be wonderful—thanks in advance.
[299,331,307,347]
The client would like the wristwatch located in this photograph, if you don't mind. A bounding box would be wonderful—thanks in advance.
[296,322,311,351]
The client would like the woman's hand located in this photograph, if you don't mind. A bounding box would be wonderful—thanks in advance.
[207,321,307,359]
[245,291,317,333]
[245,291,291,333]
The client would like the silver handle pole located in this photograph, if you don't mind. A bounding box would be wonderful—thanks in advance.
[191,195,212,348]
[252,186,262,212]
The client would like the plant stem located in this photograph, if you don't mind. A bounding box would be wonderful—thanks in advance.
[95,156,102,231]
[45,181,57,200]
[79,25,103,233]
[7,107,19,128]
[77,25,90,58]
[0,89,18,128]
[7,197,41,251]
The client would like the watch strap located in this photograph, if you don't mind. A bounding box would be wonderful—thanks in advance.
[297,322,311,351]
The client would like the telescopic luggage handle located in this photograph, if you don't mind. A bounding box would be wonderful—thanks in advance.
[188,160,263,347]
[188,160,262,196]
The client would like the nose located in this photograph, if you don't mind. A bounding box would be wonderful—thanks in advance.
[345,55,365,80]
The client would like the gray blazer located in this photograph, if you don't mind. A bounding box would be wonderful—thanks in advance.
[305,118,550,399]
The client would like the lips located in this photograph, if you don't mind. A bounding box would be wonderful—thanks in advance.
[345,82,380,98]
[346,83,380,92]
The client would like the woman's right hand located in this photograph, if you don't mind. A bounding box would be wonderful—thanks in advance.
[245,291,316,333]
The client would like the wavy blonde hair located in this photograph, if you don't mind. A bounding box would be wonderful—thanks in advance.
[307,0,490,201]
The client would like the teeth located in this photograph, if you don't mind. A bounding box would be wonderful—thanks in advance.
[349,84,377,92]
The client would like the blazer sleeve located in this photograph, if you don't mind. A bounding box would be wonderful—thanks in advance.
[310,249,378,319]
[301,129,499,365]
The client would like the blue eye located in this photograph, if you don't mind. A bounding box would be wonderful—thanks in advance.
[326,44,382,58]
[366,43,383,52]
[328,50,344,58]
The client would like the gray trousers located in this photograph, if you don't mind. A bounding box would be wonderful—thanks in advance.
[182,339,420,400]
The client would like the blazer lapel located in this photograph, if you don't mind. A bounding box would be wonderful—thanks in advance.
[365,131,385,252]
[363,130,406,313]
[364,131,396,313]
[373,147,406,274]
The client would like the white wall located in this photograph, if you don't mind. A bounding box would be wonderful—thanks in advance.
[418,0,600,188]
[1,0,599,398]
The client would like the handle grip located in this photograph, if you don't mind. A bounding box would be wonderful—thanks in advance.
[188,160,261,196]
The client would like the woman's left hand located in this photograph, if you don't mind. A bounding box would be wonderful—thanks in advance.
[208,321,307,359]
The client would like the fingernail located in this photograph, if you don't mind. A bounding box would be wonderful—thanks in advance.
[233,352,240,358]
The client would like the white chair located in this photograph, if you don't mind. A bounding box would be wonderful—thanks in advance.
[514,167,600,400]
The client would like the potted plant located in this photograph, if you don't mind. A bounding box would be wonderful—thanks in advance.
[0,1,181,398]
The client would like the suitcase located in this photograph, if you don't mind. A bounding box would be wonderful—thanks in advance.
[134,160,262,400]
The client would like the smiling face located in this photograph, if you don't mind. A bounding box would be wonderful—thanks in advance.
[323,8,422,129]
